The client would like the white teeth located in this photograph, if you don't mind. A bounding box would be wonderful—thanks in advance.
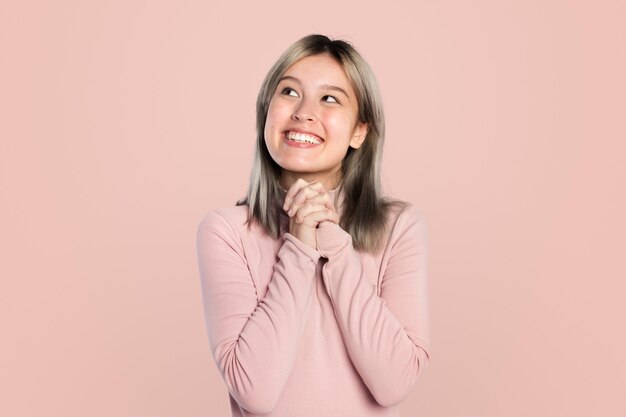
[286,131,322,145]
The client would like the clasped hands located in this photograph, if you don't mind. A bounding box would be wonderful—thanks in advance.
[282,178,340,249]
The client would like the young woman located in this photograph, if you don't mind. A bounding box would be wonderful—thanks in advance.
[196,34,431,417]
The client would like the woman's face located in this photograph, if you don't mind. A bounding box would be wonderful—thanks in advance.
[264,53,368,191]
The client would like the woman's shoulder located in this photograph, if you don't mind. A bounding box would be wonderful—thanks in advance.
[196,204,250,238]
[382,197,428,240]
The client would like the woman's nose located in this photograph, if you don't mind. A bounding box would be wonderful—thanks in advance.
[291,99,317,122]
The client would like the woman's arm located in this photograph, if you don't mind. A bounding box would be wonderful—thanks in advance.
[315,205,431,407]
[196,210,320,414]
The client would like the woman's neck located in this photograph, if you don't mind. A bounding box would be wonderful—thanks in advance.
[279,173,341,194]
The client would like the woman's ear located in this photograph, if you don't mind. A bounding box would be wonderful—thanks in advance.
[349,121,369,149]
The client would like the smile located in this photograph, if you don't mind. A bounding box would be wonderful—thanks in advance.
[284,131,323,145]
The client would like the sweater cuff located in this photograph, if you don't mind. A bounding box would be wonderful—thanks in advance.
[283,233,322,265]
[315,221,352,258]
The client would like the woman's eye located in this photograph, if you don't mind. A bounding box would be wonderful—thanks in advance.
[279,88,338,103]
[281,87,298,97]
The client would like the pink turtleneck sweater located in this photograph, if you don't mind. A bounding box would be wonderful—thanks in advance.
[196,187,430,417]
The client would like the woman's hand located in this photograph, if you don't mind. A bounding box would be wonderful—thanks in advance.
[283,179,340,249]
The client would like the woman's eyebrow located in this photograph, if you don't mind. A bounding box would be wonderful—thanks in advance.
[278,75,350,99]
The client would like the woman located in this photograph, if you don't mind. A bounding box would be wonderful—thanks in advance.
[196,34,431,416]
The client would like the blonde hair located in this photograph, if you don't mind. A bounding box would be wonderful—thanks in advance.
[236,34,408,254]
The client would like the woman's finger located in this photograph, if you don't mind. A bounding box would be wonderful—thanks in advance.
[298,205,340,227]
[283,178,318,211]
[299,191,336,211]
[306,183,335,208]
[287,190,335,218]
[285,181,326,215]
[294,201,339,225]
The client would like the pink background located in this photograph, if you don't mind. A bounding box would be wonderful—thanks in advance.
[1,0,625,416]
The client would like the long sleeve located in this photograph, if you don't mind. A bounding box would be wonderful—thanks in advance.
[315,205,431,407]
[196,210,321,414]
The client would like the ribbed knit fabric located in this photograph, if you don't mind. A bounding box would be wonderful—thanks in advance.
[196,187,430,416]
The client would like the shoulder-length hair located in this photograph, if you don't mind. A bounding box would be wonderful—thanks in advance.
[236,33,409,254]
